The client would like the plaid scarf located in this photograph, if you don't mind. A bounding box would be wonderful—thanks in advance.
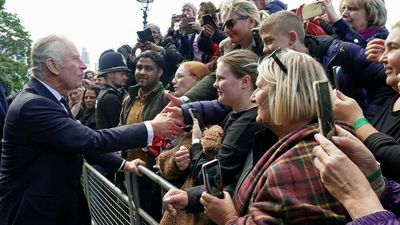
[229,123,350,225]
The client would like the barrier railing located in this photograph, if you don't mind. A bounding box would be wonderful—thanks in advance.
[82,163,176,225]
[82,163,131,225]
[125,165,176,225]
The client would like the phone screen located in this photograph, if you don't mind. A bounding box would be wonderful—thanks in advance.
[137,28,154,43]
[301,2,325,20]
[202,159,223,198]
[182,17,196,33]
[202,14,217,28]
[332,66,342,91]
[313,80,336,139]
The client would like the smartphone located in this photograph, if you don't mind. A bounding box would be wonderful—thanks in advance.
[136,28,154,43]
[332,66,342,91]
[202,159,224,198]
[202,14,217,29]
[181,17,196,33]
[188,108,204,129]
[313,80,336,139]
[252,28,264,56]
[301,2,325,20]
[172,14,183,22]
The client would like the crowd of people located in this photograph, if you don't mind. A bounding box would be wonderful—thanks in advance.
[1,0,400,224]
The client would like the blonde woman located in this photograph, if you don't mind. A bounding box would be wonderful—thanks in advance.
[318,0,388,48]
[200,50,352,224]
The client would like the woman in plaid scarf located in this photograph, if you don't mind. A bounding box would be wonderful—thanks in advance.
[200,49,351,224]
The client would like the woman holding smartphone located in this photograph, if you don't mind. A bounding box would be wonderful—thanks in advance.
[198,50,353,224]
[161,49,263,225]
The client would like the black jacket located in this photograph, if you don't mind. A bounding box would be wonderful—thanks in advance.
[95,84,124,129]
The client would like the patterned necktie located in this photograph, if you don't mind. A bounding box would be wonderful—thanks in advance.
[60,97,73,118]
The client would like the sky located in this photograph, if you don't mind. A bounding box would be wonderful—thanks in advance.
[4,0,399,70]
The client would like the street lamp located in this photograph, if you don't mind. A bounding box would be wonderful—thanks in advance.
[137,0,154,29]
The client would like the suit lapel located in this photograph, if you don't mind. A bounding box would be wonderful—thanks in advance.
[26,78,73,118]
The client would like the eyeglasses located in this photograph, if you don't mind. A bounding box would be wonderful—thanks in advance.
[222,16,248,30]
[265,47,288,75]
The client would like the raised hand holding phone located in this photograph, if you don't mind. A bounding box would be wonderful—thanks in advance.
[202,159,224,198]
[301,2,325,20]
[313,80,336,139]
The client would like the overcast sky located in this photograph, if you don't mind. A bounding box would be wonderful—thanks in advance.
[4,0,398,70]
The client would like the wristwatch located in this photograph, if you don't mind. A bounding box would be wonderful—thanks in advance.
[192,138,201,144]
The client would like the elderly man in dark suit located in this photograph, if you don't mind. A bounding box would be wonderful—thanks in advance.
[0,34,183,225]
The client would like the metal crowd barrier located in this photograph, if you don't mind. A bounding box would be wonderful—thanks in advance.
[82,163,176,225]
[82,163,132,225]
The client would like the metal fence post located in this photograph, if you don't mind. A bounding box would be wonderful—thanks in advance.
[126,172,142,225]
[81,163,91,205]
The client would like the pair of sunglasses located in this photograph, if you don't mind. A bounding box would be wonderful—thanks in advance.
[222,16,248,30]
[261,47,288,74]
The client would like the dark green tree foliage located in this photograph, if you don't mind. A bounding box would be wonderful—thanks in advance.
[0,0,32,96]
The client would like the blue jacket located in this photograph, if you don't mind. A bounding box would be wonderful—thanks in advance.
[180,100,231,126]
[332,18,389,49]
[305,35,395,119]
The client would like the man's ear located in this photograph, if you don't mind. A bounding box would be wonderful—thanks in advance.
[157,69,163,79]
[46,58,60,76]
[288,31,298,47]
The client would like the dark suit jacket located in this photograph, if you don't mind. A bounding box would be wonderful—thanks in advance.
[0,77,149,225]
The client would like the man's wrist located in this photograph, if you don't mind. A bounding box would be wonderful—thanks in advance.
[144,121,154,146]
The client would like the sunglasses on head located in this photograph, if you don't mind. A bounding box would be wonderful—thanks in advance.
[222,16,248,30]
[261,47,288,75]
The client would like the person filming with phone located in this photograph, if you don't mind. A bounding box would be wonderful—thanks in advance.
[162,49,263,225]
[199,50,353,224]
[131,23,184,89]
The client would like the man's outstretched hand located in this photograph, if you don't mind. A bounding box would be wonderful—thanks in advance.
[150,113,184,139]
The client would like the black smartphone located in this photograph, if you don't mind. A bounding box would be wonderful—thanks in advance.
[181,17,196,33]
[313,80,336,139]
[136,28,154,43]
[332,66,343,91]
[252,28,264,57]
[202,159,223,198]
[202,14,217,29]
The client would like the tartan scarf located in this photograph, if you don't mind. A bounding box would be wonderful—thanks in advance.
[231,123,350,224]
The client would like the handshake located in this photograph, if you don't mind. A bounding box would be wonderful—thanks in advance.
[149,112,184,140]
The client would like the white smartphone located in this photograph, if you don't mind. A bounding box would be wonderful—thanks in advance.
[201,159,223,198]
[313,80,336,139]
[302,2,325,20]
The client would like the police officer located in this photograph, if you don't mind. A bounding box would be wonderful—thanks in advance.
[95,51,130,129]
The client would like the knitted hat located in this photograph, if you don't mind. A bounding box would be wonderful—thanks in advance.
[183,2,197,17]
[97,52,131,77]
[180,61,210,80]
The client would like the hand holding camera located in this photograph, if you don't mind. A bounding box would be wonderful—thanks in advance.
[293,2,325,21]
[180,17,196,34]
